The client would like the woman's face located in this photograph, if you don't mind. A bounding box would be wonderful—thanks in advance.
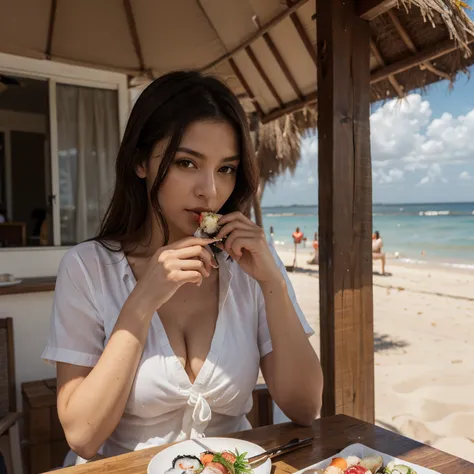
[137,120,240,241]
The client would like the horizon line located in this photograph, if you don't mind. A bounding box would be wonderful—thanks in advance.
[262,200,474,208]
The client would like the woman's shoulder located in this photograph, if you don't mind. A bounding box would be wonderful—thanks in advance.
[59,240,125,276]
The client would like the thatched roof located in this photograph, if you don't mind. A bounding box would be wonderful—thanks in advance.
[369,1,474,102]
[1,0,473,123]
[1,1,473,187]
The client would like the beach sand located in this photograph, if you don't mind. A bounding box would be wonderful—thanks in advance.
[273,247,474,463]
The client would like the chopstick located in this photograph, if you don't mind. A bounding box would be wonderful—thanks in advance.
[192,436,314,466]
[248,436,314,464]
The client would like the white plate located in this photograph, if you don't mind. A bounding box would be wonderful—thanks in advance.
[0,279,22,287]
[294,443,440,474]
[148,437,272,474]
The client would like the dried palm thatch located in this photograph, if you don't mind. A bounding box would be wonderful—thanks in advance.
[370,1,474,101]
[256,107,316,186]
[251,106,317,225]
[400,0,474,53]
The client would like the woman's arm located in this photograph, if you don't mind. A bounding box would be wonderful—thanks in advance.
[56,237,215,460]
[214,212,323,425]
[57,294,155,460]
[259,276,323,426]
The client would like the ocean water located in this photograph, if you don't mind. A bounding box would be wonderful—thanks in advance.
[262,202,474,269]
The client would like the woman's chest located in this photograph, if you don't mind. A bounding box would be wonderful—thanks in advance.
[128,289,261,418]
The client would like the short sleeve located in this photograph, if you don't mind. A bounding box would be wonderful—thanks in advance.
[42,249,105,367]
[257,244,314,358]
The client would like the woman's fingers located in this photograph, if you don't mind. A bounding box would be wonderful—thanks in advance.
[175,270,203,286]
[177,258,210,278]
[217,211,253,227]
[171,236,218,250]
[224,231,256,256]
[215,220,255,241]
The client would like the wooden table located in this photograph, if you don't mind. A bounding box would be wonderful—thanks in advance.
[0,276,56,296]
[45,415,474,473]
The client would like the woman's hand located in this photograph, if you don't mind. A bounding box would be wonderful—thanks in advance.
[215,212,281,284]
[133,236,217,312]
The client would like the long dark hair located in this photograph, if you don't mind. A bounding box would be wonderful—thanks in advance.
[95,70,259,252]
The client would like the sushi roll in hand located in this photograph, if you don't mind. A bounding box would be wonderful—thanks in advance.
[194,212,222,239]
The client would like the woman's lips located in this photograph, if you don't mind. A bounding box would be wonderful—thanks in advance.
[187,210,201,223]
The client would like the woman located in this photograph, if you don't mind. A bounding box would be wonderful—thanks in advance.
[42,71,323,463]
[307,232,319,265]
[372,230,386,275]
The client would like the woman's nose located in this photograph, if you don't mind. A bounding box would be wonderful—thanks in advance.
[195,171,218,199]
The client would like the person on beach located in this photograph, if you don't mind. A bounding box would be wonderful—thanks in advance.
[372,230,386,275]
[269,225,275,246]
[42,71,322,465]
[307,232,319,265]
[291,227,304,267]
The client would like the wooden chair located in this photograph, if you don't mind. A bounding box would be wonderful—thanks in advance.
[248,384,273,428]
[0,223,26,247]
[0,318,24,474]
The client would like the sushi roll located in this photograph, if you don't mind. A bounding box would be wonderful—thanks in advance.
[360,455,383,473]
[171,454,202,471]
[195,212,222,238]
[200,451,215,465]
[201,463,229,474]
[346,456,361,467]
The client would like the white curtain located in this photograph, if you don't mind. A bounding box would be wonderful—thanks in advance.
[57,84,119,244]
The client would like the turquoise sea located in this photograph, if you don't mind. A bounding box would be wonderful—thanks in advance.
[262,202,474,270]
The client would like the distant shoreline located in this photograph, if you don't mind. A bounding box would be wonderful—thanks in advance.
[262,201,474,209]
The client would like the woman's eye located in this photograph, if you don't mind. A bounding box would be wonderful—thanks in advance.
[219,166,237,175]
[175,159,196,169]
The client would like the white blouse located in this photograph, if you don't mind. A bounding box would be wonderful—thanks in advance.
[42,240,313,458]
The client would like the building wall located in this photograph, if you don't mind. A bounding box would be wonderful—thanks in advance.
[0,53,129,411]
[1,247,67,409]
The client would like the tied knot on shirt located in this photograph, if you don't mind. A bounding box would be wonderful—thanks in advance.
[188,391,212,427]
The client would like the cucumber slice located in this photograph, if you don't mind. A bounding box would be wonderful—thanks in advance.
[391,466,416,474]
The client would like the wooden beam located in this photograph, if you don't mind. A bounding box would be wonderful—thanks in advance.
[387,10,451,82]
[245,46,284,107]
[356,0,398,20]
[370,37,474,84]
[262,32,304,100]
[123,0,149,76]
[370,38,404,97]
[286,1,317,66]
[317,0,375,422]
[228,58,264,117]
[45,0,57,60]
[200,0,310,72]
[261,91,317,123]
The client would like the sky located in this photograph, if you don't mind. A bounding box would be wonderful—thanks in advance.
[261,7,474,207]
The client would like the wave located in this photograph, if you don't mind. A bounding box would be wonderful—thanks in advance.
[396,258,474,270]
[266,210,473,217]
[265,212,316,217]
[418,210,450,216]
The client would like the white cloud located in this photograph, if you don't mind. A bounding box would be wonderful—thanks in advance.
[370,94,474,173]
[263,92,474,206]
[373,167,404,184]
[417,162,447,186]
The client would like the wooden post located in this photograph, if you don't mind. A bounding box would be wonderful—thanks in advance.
[316,0,375,423]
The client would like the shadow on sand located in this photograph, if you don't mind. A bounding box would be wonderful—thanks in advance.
[374,332,409,353]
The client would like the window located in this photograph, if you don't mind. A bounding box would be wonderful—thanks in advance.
[56,84,119,245]
[0,76,52,246]
[0,73,120,248]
